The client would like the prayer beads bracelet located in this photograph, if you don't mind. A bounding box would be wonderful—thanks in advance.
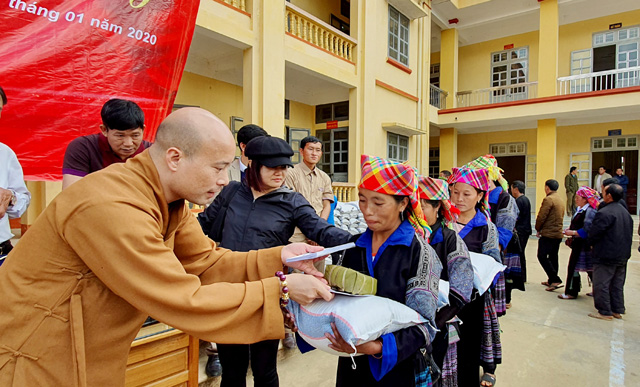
[275,271,290,308]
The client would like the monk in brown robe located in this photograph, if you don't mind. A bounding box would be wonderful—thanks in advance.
[0,108,332,386]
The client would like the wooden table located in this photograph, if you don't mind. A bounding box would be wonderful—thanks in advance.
[125,323,199,387]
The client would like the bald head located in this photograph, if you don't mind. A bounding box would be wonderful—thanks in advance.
[152,108,234,157]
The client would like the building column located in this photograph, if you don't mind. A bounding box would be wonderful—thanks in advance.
[439,127,458,171]
[417,6,432,175]
[242,0,285,137]
[535,119,557,210]
[440,28,459,109]
[537,0,559,97]
[23,181,62,232]
[349,0,373,185]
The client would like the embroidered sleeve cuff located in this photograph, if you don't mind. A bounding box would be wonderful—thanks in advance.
[368,333,397,381]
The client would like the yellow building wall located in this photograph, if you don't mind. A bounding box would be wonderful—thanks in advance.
[558,10,640,77]
[556,120,640,183]
[175,72,244,126]
[290,0,346,26]
[286,100,315,131]
[458,31,540,92]
[457,128,537,166]
[431,52,440,66]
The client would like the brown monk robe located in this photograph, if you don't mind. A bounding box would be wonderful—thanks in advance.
[0,108,331,386]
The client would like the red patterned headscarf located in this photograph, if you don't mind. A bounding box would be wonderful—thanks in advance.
[418,175,460,228]
[359,155,430,238]
[447,167,491,217]
[576,186,600,210]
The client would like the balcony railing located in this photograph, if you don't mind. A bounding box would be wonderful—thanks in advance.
[332,183,357,202]
[217,0,246,12]
[557,66,640,95]
[285,3,356,63]
[456,82,538,108]
[429,84,448,109]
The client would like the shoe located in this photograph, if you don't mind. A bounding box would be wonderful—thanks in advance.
[588,312,613,321]
[586,292,593,297]
[545,283,564,291]
[506,303,512,309]
[205,354,222,377]
[613,313,623,319]
[541,281,550,286]
[557,294,576,300]
[283,333,296,349]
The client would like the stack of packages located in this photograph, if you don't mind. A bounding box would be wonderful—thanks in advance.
[333,201,367,235]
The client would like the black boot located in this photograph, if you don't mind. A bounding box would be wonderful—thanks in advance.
[205,354,222,377]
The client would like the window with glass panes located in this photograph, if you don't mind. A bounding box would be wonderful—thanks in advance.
[491,47,528,87]
[388,133,409,162]
[388,6,409,66]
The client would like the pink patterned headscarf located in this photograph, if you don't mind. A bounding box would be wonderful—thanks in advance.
[576,186,600,209]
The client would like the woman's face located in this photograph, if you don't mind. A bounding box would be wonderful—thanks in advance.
[575,194,588,207]
[358,188,407,233]
[420,199,439,226]
[450,182,483,214]
[260,165,287,191]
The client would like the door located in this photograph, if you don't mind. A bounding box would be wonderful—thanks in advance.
[591,150,637,214]
[592,45,616,91]
[316,128,349,182]
[287,127,310,164]
[495,155,526,188]
[569,153,592,188]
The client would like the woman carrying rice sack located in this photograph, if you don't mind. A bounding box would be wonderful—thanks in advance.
[327,155,442,387]
[447,167,501,387]
[559,186,599,300]
[418,175,474,386]
[464,155,516,314]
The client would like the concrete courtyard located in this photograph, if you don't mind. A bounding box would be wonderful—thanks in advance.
[202,237,640,387]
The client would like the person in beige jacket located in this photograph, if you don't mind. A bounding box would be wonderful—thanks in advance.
[0,108,332,387]
[535,179,566,291]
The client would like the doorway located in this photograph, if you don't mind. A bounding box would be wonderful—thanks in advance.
[591,151,637,213]
[495,155,526,191]
[592,45,616,91]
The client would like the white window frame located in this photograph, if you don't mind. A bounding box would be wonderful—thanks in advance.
[591,135,638,152]
[489,142,526,156]
[388,132,409,162]
[388,5,410,66]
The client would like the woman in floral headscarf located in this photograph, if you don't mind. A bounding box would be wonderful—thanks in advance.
[327,155,442,387]
[558,186,600,299]
[447,167,501,387]
[418,176,474,387]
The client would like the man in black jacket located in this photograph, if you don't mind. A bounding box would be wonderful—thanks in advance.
[588,184,633,321]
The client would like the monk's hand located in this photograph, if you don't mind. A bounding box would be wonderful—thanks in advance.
[326,322,383,356]
[286,273,333,305]
[281,243,327,279]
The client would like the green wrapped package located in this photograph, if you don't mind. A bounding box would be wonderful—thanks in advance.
[324,265,377,295]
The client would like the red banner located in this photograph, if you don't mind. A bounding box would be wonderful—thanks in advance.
[0,0,199,180]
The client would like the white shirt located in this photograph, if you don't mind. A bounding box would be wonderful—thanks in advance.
[239,158,247,173]
[573,203,589,218]
[0,142,31,243]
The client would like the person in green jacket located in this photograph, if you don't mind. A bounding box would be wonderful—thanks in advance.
[565,167,579,216]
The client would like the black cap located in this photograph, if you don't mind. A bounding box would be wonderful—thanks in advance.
[244,136,294,168]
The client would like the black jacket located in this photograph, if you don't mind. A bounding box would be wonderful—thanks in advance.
[588,201,634,265]
[515,195,532,236]
[198,181,351,251]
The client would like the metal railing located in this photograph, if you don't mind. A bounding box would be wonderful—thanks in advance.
[456,82,538,107]
[558,66,640,95]
[217,0,246,12]
[429,84,448,109]
[285,3,357,63]
[332,183,357,202]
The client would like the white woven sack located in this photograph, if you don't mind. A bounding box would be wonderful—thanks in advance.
[469,252,506,295]
[287,295,427,357]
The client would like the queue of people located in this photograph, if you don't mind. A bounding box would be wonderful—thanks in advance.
[0,89,635,387]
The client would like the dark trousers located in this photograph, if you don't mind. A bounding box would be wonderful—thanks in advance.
[518,233,530,282]
[593,263,627,316]
[537,237,562,284]
[218,339,280,387]
[457,293,493,385]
